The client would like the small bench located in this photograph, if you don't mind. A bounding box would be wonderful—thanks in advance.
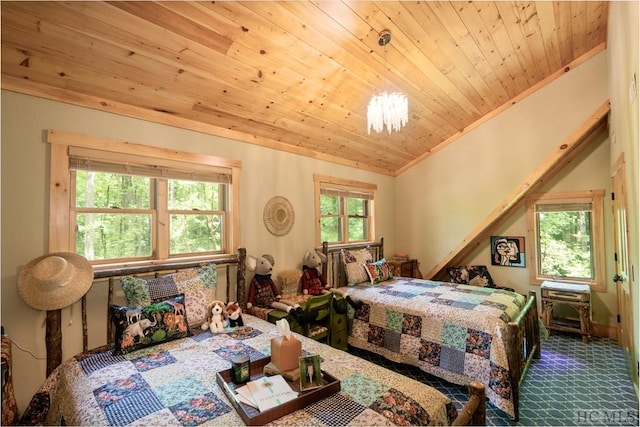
[541,281,591,343]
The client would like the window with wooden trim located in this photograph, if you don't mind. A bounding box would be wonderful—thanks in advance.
[314,174,376,246]
[48,130,240,266]
[526,190,605,291]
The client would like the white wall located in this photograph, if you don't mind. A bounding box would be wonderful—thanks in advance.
[0,91,396,411]
[607,0,640,393]
[395,51,614,325]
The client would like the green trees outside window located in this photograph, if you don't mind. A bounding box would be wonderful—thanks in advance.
[319,193,369,244]
[168,180,224,255]
[526,190,605,290]
[75,171,152,260]
[74,171,227,261]
[537,209,594,279]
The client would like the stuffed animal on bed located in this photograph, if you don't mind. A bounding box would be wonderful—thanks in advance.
[300,249,363,311]
[201,300,227,333]
[226,301,244,328]
[246,254,311,324]
[300,249,331,296]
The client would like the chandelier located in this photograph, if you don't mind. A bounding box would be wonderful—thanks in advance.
[367,30,408,135]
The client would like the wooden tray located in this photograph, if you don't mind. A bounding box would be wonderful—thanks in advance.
[216,357,341,426]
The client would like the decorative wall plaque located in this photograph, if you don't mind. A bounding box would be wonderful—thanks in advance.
[263,196,294,236]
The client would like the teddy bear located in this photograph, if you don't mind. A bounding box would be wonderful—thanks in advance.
[300,249,331,296]
[201,300,227,333]
[246,254,313,324]
[226,301,244,328]
[299,249,363,311]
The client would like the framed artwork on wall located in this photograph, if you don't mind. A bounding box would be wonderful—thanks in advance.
[491,236,526,267]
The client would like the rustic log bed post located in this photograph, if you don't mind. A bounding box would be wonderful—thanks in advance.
[236,247,247,307]
[45,310,62,377]
[506,290,541,421]
[452,381,486,426]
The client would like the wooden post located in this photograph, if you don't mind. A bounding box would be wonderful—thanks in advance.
[237,248,247,307]
[529,291,541,359]
[452,381,486,426]
[82,296,88,352]
[45,309,62,377]
[107,278,115,346]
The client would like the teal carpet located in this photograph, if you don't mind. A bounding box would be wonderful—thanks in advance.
[348,332,639,426]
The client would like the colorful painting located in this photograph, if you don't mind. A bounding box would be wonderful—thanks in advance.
[491,236,525,267]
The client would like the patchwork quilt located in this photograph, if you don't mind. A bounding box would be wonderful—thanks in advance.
[334,278,526,417]
[20,315,458,426]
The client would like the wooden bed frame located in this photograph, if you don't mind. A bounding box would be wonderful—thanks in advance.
[42,247,486,426]
[321,239,541,421]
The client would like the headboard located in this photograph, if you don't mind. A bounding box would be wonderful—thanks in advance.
[45,248,247,375]
[320,238,384,288]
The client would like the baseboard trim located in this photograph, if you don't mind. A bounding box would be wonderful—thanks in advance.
[591,322,617,340]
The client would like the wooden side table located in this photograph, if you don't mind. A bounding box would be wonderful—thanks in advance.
[541,281,591,343]
[387,259,422,279]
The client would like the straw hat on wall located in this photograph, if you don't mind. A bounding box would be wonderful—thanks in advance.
[17,252,93,311]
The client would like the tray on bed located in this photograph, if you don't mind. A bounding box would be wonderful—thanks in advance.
[215,356,341,426]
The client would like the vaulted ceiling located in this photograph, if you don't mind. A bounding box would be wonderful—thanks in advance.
[1,1,608,176]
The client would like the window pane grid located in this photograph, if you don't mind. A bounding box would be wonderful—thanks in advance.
[169,213,224,255]
[72,164,229,261]
[527,190,604,290]
[75,212,153,261]
[315,175,376,246]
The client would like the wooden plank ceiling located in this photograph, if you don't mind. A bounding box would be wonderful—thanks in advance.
[1,1,608,176]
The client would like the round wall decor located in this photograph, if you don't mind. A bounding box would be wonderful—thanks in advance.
[263,196,295,236]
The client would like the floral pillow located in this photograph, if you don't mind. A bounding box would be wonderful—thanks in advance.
[364,258,394,285]
[121,263,217,327]
[111,294,190,355]
[446,265,495,287]
[341,248,373,286]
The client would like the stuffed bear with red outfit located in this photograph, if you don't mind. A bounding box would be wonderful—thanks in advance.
[299,249,362,311]
[246,254,312,324]
[300,249,331,296]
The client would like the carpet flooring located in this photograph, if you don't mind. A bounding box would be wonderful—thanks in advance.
[348,332,639,426]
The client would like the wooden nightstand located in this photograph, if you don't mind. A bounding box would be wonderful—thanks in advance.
[541,281,591,343]
[329,296,348,350]
[387,259,422,279]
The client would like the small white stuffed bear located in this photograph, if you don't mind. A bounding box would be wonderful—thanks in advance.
[201,300,227,333]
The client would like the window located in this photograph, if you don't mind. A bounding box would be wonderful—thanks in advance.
[314,174,376,245]
[48,130,240,266]
[526,190,605,291]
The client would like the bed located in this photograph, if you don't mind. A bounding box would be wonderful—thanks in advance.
[19,248,486,426]
[322,240,541,421]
